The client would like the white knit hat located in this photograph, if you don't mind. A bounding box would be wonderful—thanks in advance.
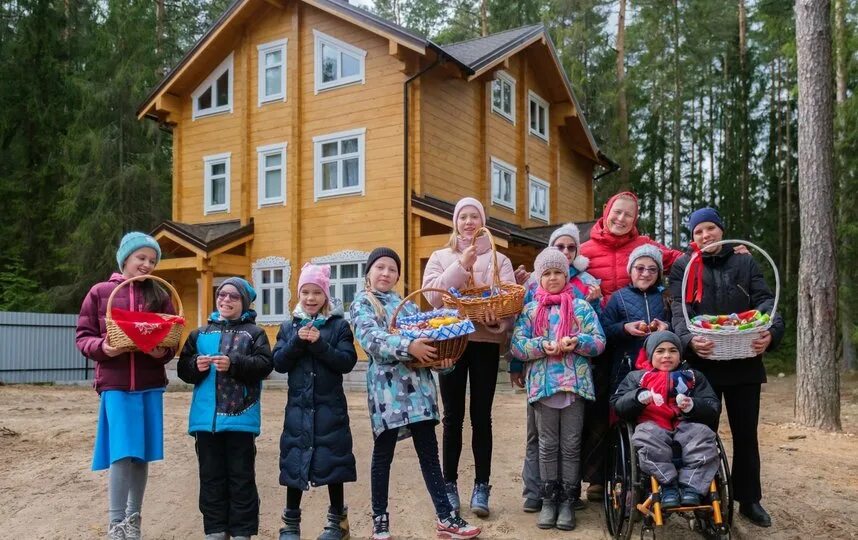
[534,248,570,281]
[548,222,590,273]
[627,244,664,279]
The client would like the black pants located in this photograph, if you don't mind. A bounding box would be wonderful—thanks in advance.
[439,341,500,484]
[713,383,762,504]
[286,483,344,512]
[371,420,452,519]
[581,357,610,484]
[195,431,259,536]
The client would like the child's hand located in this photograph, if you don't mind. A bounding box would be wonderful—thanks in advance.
[585,284,602,303]
[459,245,478,271]
[150,347,168,359]
[638,390,653,405]
[676,393,694,413]
[408,338,437,363]
[297,322,314,341]
[651,319,669,332]
[306,326,321,343]
[211,355,231,372]
[542,340,560,356]
[624,321,648,337]
[102,339,122,358]
[196,355,212,372]
[559,336,578,352]
[433,357,455,371]
[514,265,530,285]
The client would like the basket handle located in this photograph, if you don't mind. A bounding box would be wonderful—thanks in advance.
[679,239,780,330]
[106,274,185,319]
[465,226,502,292]
[388,287,466,333]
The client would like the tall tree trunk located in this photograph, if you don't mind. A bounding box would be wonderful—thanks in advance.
[738,0,750,235]
[709,68,716,205]
[777,58,785,272]
[671,0,681,247]
[834,0,846,103]
[156,0,165,75]
[786,64,793,285]
[795,0,840,431]
[480,0,488,37]
[616,0,630,189]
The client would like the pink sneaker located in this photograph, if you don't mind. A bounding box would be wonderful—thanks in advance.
[436,512,481,539]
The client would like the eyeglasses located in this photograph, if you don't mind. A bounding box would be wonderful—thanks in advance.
[217,291,241,301]
[632,266,659,275]
[553,243,577,252]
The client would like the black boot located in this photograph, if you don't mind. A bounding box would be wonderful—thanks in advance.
[279,508,301,540]
[317,505,350,540]
[739,502,772,528]
[556,482,578,531]
[537,482,558,529]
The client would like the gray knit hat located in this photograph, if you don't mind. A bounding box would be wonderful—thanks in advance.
[548,222,590,273]
[217,277,256,312]
[534,247,570,281]
[644,331,683,362]
[627,244,664,279]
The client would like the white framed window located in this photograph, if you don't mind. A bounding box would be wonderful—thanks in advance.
[529,175,550,222]
[490,71,516,122]
[313,128,366,200]
[490,157,516,211]
[313,29,366,93]
[257,39,287,105]
[257,142,287,207]
[203,152,231,214]
[312,250,369,317]
[252,257,292,324]
[528,90,549,141]
[192,53,234,119]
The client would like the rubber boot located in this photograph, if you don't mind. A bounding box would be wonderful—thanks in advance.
[317,505,350,540]
[556,482,578,531]
[537,482,558,529]
[278,508,301,540]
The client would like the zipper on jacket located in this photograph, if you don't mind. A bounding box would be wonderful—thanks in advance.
[644,292,651,325]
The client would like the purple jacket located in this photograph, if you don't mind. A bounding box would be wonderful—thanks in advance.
[76,273,176,393]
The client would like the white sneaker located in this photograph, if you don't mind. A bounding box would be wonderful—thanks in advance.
[107,520,127,540]
[124,512,141,540]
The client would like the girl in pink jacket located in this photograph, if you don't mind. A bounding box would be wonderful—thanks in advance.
[421,197,516,518]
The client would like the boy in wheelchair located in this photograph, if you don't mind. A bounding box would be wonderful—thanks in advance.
[611,331,721,509]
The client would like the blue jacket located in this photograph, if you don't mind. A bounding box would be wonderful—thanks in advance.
[272,305,358,490]
[177,310,273,435]
[600,284,670,392]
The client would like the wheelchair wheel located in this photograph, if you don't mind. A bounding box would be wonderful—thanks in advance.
[604,423,640,540]
[716,436,734,526]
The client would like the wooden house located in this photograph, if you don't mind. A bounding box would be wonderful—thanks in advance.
[137,0,613,342]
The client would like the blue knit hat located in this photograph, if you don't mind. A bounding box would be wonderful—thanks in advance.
[686,207,725,234]
[217,277,257,312]
[116,232,162,270]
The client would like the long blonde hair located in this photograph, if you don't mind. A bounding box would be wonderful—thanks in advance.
[363,277,387,321]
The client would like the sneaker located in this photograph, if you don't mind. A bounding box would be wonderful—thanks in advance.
[124,513,141,540]
[436,512,481,539]
[679,485,702,507]
[445,481,461,511]
[107,520,127,540]
[371,513,391,540]
[522,497,542,513]
[469,482,491,517]
[660,483,680,509]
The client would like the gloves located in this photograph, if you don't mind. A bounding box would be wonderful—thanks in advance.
[676,393,694,413]
[638,390,653,405]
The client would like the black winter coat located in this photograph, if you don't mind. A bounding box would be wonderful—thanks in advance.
[272,312,358,490]
[668,246,785,387]
[601,283,672,392]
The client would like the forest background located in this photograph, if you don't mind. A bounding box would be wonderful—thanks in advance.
[0,0,856,374]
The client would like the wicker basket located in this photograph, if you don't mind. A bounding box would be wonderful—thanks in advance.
[106,275,185,353]
[441,227,526,323]
[390,288,474,369]
[680,239,780,360]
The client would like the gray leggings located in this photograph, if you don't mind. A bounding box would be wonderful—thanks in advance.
[533,399,586,486]
[109,458,148,523]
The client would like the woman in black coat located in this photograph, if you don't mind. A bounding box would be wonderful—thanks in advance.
[272,263,358,540]
[668,208,785,529]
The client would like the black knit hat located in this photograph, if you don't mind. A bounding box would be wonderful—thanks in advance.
[366,247,401,275]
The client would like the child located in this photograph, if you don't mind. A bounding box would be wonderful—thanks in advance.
[272,263,358,540]
[610,331,721,508]
[177,277,274,540]
[76,232,176,540]
[350,247,481,540]
[601,244,671,393]
[511,248,606,531]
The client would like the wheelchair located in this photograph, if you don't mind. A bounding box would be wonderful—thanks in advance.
[603,421,733,540]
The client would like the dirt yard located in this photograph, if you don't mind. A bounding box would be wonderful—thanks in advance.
[1,374,857,540]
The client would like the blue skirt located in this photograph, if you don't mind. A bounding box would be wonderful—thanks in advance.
[92,388,165,471]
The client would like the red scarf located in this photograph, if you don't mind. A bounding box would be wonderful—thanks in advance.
[684,242,704,304]
[533,282,580,343]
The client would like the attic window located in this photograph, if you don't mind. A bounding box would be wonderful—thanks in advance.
[491,71,516,122]
[528,90,549,141]
[313,30,366,93]
[192,53,234,119]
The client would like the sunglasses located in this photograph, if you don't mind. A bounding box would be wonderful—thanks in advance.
[217,291,242,301]
[553,243,577,252]
[632,266,659,275]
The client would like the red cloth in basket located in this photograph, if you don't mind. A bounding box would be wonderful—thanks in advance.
[111,308,185,353]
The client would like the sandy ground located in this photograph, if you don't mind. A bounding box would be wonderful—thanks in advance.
[1,374,857,540]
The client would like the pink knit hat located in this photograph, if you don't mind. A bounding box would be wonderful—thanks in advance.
[453,197,486,231]
[298,263,331,301]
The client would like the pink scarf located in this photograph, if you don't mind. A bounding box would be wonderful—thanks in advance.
[533,282,580,342]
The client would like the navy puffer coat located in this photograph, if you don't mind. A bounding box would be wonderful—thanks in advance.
[272,305,358,490]
[600,283,671,392]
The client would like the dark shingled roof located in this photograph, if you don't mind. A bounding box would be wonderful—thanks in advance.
[439,24,545,72]
[152,219,254,251]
